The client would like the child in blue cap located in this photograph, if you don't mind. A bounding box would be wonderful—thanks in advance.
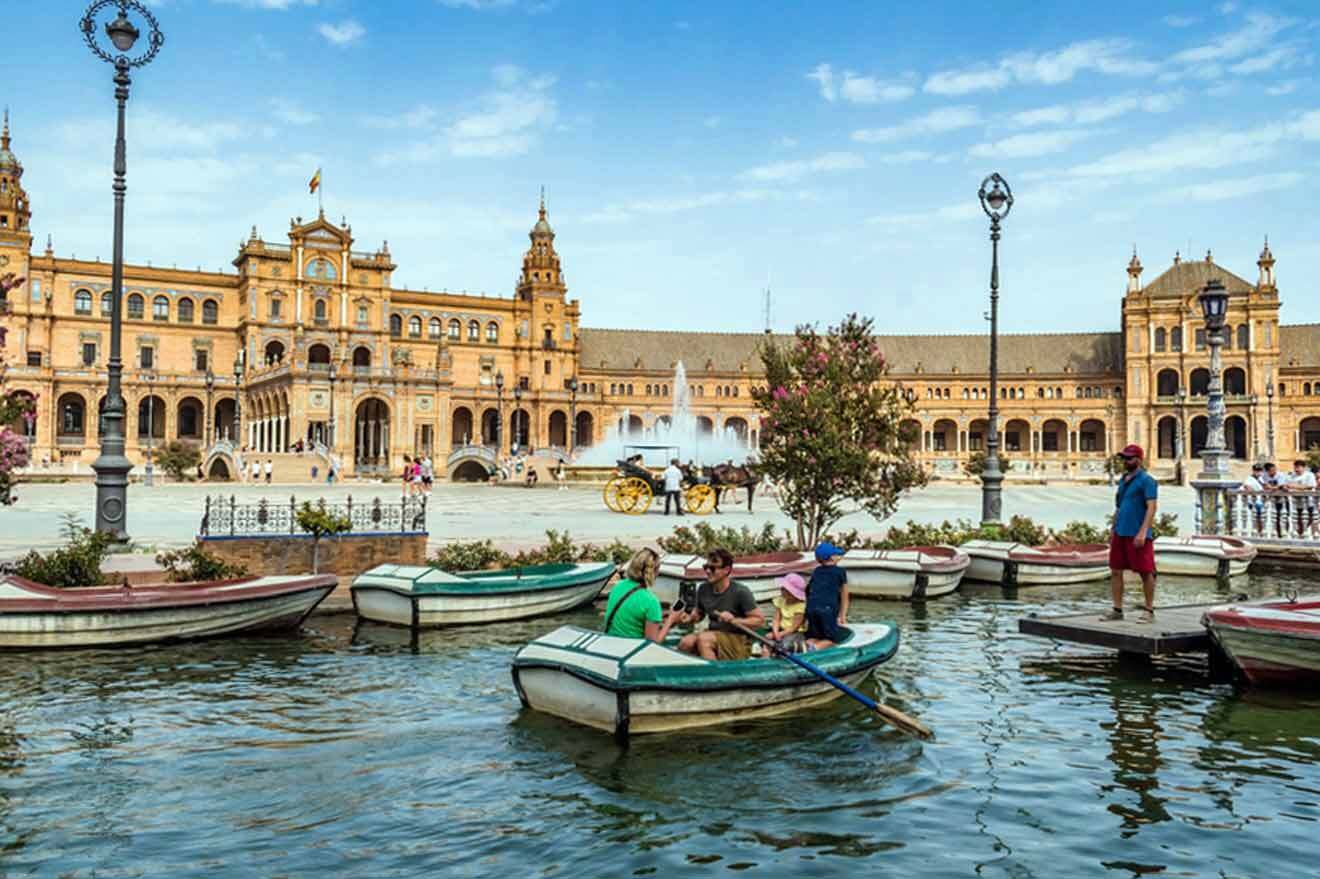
[804,541,849,649]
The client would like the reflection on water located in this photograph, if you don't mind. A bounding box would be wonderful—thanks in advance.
[0,573,1316,876]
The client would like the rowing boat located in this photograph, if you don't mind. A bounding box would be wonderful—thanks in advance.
[1154,536,1255,578]
[512,622,900,739]
[0,573,336,650]
[961,540,1110,586]
[351,561,616,628]
[838,545,969,600]
[654,551,814,604]
[1203,598,1320,685]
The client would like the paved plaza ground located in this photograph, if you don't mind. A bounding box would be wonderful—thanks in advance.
[0,479,1198,555]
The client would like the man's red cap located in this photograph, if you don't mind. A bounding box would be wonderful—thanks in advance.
[1120,443,1144,459]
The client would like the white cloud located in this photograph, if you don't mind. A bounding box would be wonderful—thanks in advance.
[437,0,519,8]
[777,136,799,149]
[969,129,1096,159]
[852,106,980,143]
[1217,1,1238,14]
[740,151,865,182]
[704,116,722,129]
[1267,80,1303,96]
[270,98,319,125]
[216,0,319,8]
[1229,46,1300,76]
[1157,172,1303,203]
[866,201,980,227]
[807,63,913,104]
[375,66,558,163]
[924,38,1154,95]
[582,189,778,224]
[318,20,365,47]
[1012,91,1183,127]
[1171,12,1292,65]
[362,105,440,130]
[1163,14,1198,27]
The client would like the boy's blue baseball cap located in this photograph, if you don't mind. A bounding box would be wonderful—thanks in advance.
[814,542,844,562]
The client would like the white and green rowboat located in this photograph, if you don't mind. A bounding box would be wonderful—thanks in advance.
[512,623,900,740]
[351,561,616,628]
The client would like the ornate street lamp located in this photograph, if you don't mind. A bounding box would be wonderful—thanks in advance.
[567,376,578,454]
[495,370,505,452]
[1266,378,1275,461]
[977,172,1013,526]
[82,0,164,539]
[204,368,214,446]
[1192,278,1237,533]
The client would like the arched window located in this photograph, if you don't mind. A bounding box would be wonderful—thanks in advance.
[468,320,480,341]
[314,298,327,321]
[352,346,371,367]
[448,319,461,340]
[1170,326,1183,352]
[1223,325,1233,350]
[429,318,441,339]
[1195,328,1207,351]
[408,316,422,337]
[733,387,739,398]
[153,296,170,321]
[127,293,144,320]
[627,384,634,395]
[645,385,653,396]
[486,322,499,343]
[202,299,218,325]
[1237,324,1249,350]
[74,290,92,315]
[1154,327,1166,352]
[100,291,113,317]
[716,386,723,398]
[610,383,617,395]
[177,297,195,323]
[389,314,402,337]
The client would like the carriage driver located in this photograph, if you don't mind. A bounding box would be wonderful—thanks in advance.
[669,548,764,660]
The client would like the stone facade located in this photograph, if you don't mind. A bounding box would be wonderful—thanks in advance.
[2,113,1318,483]
[200,533,426,578]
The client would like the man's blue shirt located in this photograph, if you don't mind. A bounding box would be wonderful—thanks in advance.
[1114,469,1158,538]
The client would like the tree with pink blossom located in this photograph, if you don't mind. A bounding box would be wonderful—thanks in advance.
[0,272,35,505]
[752,314,925,548]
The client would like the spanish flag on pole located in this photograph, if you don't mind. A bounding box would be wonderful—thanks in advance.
[308,168,322,194]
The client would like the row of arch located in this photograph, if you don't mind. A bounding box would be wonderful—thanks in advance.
[261,341,373,369]
[50,392,237,442]
[390,315,499,343]
[449,405,589,450]
[1155,367,1248,397]
[74,290,220,325]
[1153,324,1250,352]
[904,418,1109,455]
[929,385,1123,401]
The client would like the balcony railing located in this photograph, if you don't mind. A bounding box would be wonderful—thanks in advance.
[1225,489,1320,544]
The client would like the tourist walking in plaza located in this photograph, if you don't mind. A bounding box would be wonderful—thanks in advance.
[1103,444,1158,623]
[264,459,273,484]
[250,459,260,483]
[663,457,684,515]
[420,455,433,494]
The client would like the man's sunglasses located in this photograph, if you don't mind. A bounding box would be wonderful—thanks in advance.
[703,563,727,572]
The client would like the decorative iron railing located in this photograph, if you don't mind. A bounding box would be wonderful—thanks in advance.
[1224,489,1320,543]
[200,494,428,537]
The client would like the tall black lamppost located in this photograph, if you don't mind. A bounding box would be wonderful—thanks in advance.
[204,368,215,446]
[513,385,526,451]
[495,370,505,452]
[567,376,578,455]
[977,173,1013,526]
[1266,378,1275,461]
[83,0,164,539]
[1193,278,1234,533]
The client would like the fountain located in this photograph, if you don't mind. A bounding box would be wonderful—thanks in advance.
[574,361,754,467]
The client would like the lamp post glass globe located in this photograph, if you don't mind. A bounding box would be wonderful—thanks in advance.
[106,13,140,52]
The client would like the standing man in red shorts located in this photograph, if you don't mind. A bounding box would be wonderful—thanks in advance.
[1103,444,1159,623]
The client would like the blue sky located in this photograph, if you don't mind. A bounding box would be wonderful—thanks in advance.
[5,1,1318,335]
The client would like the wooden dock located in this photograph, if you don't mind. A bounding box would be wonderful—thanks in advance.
[1018,601,1229,655]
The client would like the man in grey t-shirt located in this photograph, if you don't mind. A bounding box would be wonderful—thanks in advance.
[669,547,764,660]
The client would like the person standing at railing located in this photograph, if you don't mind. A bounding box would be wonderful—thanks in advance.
[1242,463,1266,535]
[1284,459,1317,538]
[1262,462,1284,537]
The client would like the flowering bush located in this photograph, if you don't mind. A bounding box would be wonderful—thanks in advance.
[0,272,35,505]
[752,314,927,548]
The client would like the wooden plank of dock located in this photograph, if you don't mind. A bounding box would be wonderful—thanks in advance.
[1018,601,1226,655]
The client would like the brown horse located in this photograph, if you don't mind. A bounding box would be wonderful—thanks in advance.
[700,462,761,513]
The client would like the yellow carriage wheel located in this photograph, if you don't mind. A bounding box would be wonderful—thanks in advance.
[602,477,627,512]
[684,484,717,516]
[619,477,653,515]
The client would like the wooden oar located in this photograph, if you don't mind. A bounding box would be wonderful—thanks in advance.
[725,619,933,740]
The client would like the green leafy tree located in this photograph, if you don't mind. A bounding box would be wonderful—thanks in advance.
[753,314,927,548]
[8,514,112,587]
[963,450,1012,479]
[155,440,202,482]
[295,502,353,573]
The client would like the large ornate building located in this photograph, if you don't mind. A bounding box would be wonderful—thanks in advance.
[2,113,1318,482]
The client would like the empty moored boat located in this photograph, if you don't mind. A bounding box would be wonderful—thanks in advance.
[838,545,969,600]
[511,622,900,739]
[655,551,814,604]
[351,561,616,628]
[1154,536,1256,578]
[961,541,1110,586]
[0,573,337,650]
[1203,598,1320,685]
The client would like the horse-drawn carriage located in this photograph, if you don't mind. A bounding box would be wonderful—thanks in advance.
[602,445,717,515]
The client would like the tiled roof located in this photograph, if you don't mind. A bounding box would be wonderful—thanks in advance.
[1280,324,1320,368]
[579,327,1123,378]
[1142,258,1254,299]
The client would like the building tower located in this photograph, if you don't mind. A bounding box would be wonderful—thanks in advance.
[1126,247,1143,294]
[0,108,33,265]
[1257,237,1276,292]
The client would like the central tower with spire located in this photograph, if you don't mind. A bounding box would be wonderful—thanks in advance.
[512,190,580,414]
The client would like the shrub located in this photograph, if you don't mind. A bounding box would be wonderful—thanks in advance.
[430,539,512,572]
[963,451,1012,479]
[156,542,249,582]
[656,521,790,556]
[1050,520,1108,545]
[155,440,201,482]
[295,502,352,573]
[8,514,113,587]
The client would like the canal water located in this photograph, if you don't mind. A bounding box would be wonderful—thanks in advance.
[1,573,1317,877]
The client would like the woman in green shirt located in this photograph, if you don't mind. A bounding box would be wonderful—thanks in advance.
[602,548,679,642]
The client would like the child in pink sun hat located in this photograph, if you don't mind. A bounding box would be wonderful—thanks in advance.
[768,573,808,655]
